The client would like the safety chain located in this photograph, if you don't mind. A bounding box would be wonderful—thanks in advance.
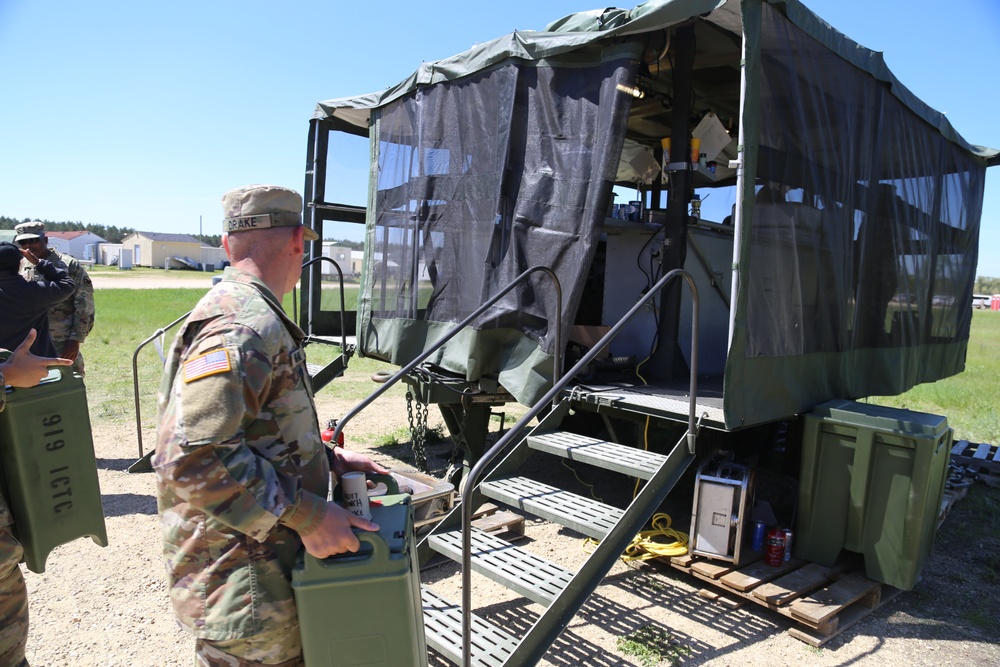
[405,389,430,472]
[448,394,470,470]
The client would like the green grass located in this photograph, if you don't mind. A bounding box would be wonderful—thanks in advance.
[615,626,690,666]
[869,310,1000,443]
[84,287,401,433]
[86,289,204,424]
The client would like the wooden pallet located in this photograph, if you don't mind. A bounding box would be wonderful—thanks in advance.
[664,552,902,647]
[951,440,1000,475]
[938,484,969,527]
[470,502,526,538]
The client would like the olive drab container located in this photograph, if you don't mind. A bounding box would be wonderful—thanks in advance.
[292,493,427,667]
[796,400,951,590]
[0,366,108,573]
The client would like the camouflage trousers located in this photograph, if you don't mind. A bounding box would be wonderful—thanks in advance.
[53,341,84,378]
[194,626,302,667]
[0,525,29,667]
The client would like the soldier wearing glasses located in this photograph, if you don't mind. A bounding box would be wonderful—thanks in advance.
[15,221,95,377]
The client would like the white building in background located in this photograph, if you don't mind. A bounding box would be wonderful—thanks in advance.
[45,230,107,260]
[321,243,353,280]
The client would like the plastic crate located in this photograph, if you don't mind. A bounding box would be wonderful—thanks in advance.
[0,368,108,573]
[796,400,951,590]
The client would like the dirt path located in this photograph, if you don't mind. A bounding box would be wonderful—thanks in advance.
[90,274,216,290]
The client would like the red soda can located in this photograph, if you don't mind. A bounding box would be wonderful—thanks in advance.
[765,527,786,567]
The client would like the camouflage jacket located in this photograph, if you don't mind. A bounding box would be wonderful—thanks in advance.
[20,250,95,343]
[153,267,328,640]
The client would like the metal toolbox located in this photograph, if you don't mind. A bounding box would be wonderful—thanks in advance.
[690,455,754,564]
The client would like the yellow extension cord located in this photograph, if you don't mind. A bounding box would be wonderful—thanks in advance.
[583,512,689,562]
[583,403,690,562]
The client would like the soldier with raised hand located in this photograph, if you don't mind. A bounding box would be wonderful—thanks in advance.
[15,221,95,377]
[0,241,76,357]
[0,330,73,667]
[154,184,389,667]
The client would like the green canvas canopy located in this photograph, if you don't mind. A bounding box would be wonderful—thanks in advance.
[309,0,998,429]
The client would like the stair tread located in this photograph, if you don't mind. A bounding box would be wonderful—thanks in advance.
[422,586,517,667]
[481,476,621,541]
[428,527,573,606]
[527,430,667,479]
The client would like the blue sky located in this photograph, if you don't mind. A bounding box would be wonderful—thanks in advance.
[2,0,999,275]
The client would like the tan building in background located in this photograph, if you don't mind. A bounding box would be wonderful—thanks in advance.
[118,231,224,269]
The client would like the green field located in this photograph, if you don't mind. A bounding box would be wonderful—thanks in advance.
[83,288,1000,445]
[869,310,1000,444]
[83,288,395,437]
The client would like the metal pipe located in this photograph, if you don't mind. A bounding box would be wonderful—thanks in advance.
[300,256,348,351]
[131,310,191,459]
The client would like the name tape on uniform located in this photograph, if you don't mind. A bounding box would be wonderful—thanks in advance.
[183,349,232,382]
[225,214,274,233]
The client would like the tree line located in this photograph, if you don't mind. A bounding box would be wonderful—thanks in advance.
[975,276,1000,294]
[0,215,355,250]
[1,215,135,244]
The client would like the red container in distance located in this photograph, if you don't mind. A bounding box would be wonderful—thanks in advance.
[765,527,786,567]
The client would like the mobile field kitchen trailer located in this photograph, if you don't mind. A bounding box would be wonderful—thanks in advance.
[298,0,998,662]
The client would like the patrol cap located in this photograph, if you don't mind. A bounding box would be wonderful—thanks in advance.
[0,241,22,270]
[14,221,46,243]
[221,184,318,241]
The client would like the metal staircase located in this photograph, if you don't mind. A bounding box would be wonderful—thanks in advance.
[418,268,702,666]
[420,400,696,666]
[328,266,701,666]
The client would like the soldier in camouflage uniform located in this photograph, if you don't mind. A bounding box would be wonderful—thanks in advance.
[15,221,95,377]
[154,185,389,667]
[0,330,72,667]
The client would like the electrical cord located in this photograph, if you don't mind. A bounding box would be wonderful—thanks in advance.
[562,459,603,503]
[582,512,689,562]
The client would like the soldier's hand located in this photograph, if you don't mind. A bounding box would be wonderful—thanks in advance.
[19,247,39,265]
[2,329,73,387]
[330,447,390,480]
[300,501,380,558]
[60,340,81,362]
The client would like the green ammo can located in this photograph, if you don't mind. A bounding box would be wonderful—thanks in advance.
[292,493,427,667]
[0,367,108,573]
[796,400,951,590]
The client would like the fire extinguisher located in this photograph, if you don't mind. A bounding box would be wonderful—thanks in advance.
[321,418,344,447]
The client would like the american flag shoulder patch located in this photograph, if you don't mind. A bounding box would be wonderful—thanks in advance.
[183,348,232,383]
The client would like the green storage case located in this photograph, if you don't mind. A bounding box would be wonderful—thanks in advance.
[0,368,108,573]
[796,400,951,590]
[292,494,427,667]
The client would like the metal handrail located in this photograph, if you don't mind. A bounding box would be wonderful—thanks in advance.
[297,256,349,351]
[332,265,563,444]
[459,268,700,666]
[131,310,192,461]
[130,257,348,466]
